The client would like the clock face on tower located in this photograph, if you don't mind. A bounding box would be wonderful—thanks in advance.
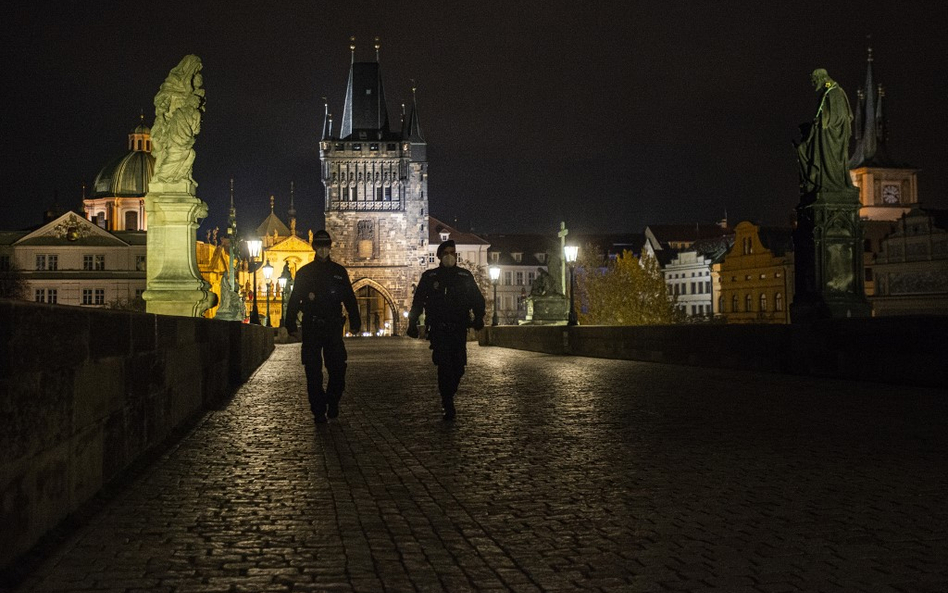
[882,184,902,205]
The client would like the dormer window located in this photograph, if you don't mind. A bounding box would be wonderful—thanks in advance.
[512,252,522,263]
[490,252,499,263]
[440,232,450,242]
[536,253,546,263]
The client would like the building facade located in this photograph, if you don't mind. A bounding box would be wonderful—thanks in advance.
[869,209,948,316]
[481,233,555,324]
[663,235,733,319]
[319,50,429,335]
[717,222,794,324]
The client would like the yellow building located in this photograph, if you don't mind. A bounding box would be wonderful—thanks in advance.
[237,195,315,326]
[717,222,794,324]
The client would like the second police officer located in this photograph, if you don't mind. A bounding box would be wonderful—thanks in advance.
[407,240,486,420]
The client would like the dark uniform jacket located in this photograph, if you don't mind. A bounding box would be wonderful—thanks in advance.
[409,266,486,334]
[284,258,361,340]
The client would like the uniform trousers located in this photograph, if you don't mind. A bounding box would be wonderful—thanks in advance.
[429,328,468,403]
[302,337,348,416]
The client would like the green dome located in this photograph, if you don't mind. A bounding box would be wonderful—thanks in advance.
[91,149,154,198]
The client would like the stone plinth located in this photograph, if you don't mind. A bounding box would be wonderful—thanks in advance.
[143,182,217,317]
[521,295,569,325]
[791,189,872,322]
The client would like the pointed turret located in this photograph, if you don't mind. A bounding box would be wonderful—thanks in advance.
[849,44,903,169]
[406,82,425,143]
[321,98,332,140]
[288,181,297,237]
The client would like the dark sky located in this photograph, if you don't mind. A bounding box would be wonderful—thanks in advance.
[2,1,946,238]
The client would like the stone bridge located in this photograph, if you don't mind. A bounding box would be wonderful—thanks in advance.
[2,308,946,592]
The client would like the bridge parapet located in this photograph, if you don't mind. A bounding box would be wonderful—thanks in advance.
[0,300,273,569]
[481,318,947,389]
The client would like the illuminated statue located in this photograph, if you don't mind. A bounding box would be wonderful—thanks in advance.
[214,269,246,321]
[151,55,205,185]
[795,68,854,194]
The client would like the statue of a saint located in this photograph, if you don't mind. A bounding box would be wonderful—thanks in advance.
[151,55,205,185]
[214,270,246,321]
[795,68,855,194]
[530,267,561,297]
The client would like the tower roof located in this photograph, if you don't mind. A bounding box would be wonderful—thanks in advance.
[255,195,291,238]
[405,84,425,143]
[90,118,154,198]
[340,62,391,140]
[849,45,909,169]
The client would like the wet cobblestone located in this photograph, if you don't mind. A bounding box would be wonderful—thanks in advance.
[10,340,948,592]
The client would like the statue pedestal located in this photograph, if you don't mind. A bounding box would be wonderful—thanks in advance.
[520,295,569,325]
[142,188,217,317]
[791,189,872,322]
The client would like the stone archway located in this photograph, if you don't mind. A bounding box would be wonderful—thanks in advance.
[350,278,400,336]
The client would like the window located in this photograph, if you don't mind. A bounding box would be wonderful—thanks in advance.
[83,255,93,270]
[731,294,738,312]
[490,252,499,263]
[83,254,105,271]
[35,288,58,303]
[515,271,524,286]
[745,294,752,312]
[705,281,711,293]
[691,282,696,294]
[95,289,105,305]
[369,143,379,151]
[34,289,44,303]
[35,255,46,270]
[512,253,522,263]
[82,289,93,305]
[503,271,512,286]
[352,144,361,151]
[865,268,873,282]
[775,292,784,311]
[760,293,767,312]
[387,143,396,151]
[528,271,535,285]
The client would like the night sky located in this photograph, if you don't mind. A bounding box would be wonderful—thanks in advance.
[2,1,946,238]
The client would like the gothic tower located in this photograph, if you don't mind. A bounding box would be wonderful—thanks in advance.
[849,45,919,222]
[320,39,429,335]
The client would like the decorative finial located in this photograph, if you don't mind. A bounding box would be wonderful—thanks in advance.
[229,178,235,208]
[867,35,873,62]
[411,78,417,96]
[374,36,380,61]
[877,84,884,98]
[350,36,356,63]
[269,194,275,213]
[139,109,145,123]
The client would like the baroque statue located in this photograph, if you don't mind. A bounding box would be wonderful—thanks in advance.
[151,54,205,185]
[794,68,854,194]
[530,267,561,297]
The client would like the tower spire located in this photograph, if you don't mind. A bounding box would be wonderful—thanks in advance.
[321,97,331,140]
[270,194,275,214]
[849,41,879,168]
[289,181,297,237]
[406,79,425,143]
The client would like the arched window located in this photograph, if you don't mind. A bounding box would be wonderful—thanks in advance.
[760,293,767,312]
[731,294,738,312]
[775,292,784,311]
[718,296,724,313]
[745,294,752,312]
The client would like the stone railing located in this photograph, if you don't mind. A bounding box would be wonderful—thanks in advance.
[481,317,948,389]
[0,300,274,570]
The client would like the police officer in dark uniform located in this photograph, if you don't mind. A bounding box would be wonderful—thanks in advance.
[284,230,361,424]
[407,240,486,420]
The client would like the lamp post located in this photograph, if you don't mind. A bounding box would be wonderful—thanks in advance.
[489,265,501,326]
[246,239,263,324]
[564,245,579,326]
[278,262,292,327]
[262,260,273,327]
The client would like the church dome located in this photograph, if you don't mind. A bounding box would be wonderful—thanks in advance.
[90,121,155,198]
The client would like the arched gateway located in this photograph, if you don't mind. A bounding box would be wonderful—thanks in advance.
[351,278,401,336]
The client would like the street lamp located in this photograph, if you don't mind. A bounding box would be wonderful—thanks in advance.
[246,239,263,324]
[262,259,273,327]
[489,265,501,326]
[564,245,579,326]
[278,262,292,327]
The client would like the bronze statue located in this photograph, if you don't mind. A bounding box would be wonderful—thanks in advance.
[151,55,205,185]
[530,267,560,297]
[795,69,854,194]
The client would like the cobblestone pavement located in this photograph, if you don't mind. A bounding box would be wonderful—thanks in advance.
[11,340,948,593]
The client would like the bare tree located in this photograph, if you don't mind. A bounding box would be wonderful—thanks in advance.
[0,263,29,300]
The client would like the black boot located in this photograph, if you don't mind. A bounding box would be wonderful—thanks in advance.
[441,394,456,421]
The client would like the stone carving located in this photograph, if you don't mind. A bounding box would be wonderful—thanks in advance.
[151,55,205,186]
[795,68,854,194]
[530,267,561,297]
[214,270,246,321]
